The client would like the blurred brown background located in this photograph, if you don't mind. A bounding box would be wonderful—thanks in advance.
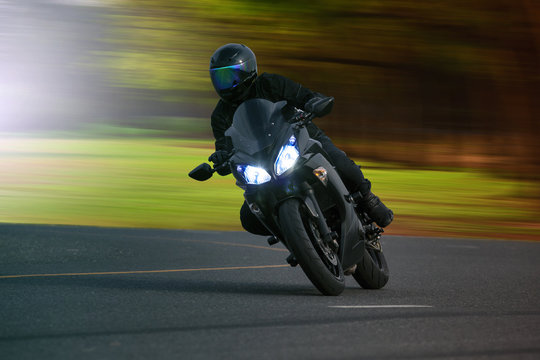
[3,0,539,177]
[97,0,540,177]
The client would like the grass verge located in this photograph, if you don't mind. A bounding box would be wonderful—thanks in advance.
[1,136,538,240]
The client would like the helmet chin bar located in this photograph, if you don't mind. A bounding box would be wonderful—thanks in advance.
[219,73,256,103]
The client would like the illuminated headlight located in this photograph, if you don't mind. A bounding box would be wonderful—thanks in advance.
[274,136,300,176]
[237,165,271,185]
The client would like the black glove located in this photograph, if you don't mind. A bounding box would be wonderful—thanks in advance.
[208,150,229,165]
[305,96,334,117]
[208,150,231,176]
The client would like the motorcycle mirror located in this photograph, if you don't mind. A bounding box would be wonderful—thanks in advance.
[189,163,214,181]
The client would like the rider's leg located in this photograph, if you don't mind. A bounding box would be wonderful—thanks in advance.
[316,134,394,228]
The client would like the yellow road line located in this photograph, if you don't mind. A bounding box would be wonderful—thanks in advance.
[177,238,288,252]
[26,228,289,253]
[0,264,290,279]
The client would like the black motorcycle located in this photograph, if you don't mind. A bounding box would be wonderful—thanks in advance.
[189,98,389,295]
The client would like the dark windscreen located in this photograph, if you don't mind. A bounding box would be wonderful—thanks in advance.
[225,99,289,155]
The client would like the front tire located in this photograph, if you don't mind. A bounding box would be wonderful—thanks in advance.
[278,199,345,296]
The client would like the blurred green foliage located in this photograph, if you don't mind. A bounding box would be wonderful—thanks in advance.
[92,0,540,176]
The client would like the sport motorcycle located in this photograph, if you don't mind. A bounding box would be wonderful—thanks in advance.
[189,98,389,295]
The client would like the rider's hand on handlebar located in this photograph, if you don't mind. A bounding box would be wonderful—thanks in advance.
[208,150,229,165]
[208,150,231,176]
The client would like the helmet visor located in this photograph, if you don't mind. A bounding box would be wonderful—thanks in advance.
[210,61,254,91]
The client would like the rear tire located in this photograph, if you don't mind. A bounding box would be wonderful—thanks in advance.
[278,199,345,296]
[352,247,389,289]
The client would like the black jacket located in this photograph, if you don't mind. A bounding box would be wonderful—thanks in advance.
[211,72,325,151]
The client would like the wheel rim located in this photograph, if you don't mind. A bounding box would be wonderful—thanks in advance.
[301,207,342,278]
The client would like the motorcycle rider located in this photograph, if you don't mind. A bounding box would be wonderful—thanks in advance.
[208,43,393,235]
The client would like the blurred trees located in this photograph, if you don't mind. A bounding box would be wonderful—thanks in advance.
[93,0,540,177]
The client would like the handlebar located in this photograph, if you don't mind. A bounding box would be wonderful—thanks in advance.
[293,111,315,129]
[212,159,231,172]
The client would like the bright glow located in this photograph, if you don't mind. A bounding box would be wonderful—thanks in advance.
[274,136,299,176]
[0,2,100,132]
[237,165,271,185]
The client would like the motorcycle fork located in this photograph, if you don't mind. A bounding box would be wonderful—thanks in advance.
[302,186,339,251]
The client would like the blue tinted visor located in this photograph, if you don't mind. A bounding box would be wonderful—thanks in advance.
[210,61,253,91]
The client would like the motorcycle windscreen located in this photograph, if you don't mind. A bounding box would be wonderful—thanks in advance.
[225,99,289,155]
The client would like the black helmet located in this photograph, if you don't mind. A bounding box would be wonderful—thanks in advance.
[209,43,257,103]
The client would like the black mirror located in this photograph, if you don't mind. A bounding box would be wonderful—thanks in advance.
[189,163,214,181]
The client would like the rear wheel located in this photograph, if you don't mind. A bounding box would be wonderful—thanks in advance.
[278,199,345,296]
[352,245,389,289]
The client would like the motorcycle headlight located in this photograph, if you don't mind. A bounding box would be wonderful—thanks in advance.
[274,135,300,176]
[236,165,271,185]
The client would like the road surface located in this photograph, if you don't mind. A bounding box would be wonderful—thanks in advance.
[1,224,539,359]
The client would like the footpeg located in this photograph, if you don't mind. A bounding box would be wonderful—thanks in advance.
[267,236,279,246]
[286,254,298,267]
[350,191,363,204]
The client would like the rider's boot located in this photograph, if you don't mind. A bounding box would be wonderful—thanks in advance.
[354,191,394,228]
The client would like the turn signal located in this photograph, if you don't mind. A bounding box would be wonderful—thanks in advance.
[313,167,328,185]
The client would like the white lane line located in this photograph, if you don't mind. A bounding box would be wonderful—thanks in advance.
[329,305,433,309]
[445,245,479,249]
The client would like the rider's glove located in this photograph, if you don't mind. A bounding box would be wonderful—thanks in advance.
[305,96,334,117]
[208,150,228,165]
[208,150,231,176]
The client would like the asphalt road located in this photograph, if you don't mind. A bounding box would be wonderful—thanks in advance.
[0,224,539,360]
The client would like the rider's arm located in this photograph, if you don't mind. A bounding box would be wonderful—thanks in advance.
[210,101,233,152]
[258,73,326,110]
[209,102,233,175]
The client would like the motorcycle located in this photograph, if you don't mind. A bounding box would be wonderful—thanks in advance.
[189,98,389,295]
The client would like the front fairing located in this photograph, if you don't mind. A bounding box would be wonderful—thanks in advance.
[226,98,307,185]
[225,99,290,157]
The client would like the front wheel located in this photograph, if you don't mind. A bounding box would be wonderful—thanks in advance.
[278,199,345,296]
